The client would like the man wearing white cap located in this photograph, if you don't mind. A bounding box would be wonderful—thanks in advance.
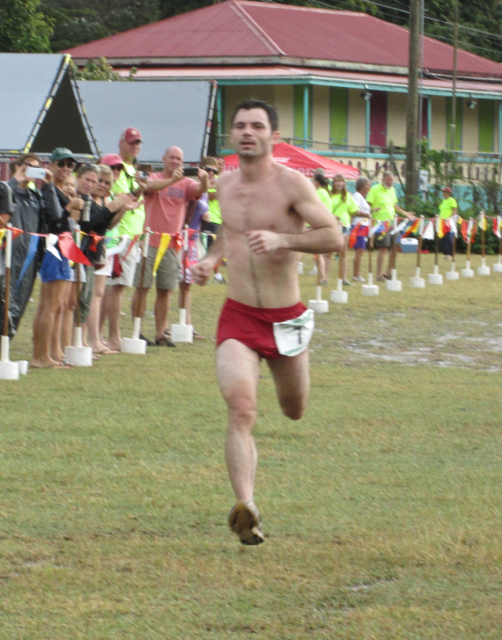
[102,128,147,350]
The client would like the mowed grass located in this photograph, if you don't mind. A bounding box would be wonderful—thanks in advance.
[1,251,502,639]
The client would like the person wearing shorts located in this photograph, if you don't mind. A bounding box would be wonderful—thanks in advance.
[132,146,208,346]
[102,129,147,351]
[192,100,343,545]
[30,148,82,369]
[351,177,372,282]
[366,171,415,281]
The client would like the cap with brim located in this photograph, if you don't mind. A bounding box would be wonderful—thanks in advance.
[100,153,124,169]
[442,186,452,193]
[124,128,142,144]
[50,147,77,163]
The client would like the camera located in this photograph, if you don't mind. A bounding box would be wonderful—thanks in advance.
[26,167,47,180]
[184,166,199,177]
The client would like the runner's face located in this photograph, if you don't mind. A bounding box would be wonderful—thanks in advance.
[230,108,277,158]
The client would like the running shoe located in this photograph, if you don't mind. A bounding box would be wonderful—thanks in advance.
[352,276,366,282]
[214,273,226,284]
[228,501,264,545]
[342,279,353,286]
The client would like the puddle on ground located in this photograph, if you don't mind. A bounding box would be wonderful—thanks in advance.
[343,330,501,372]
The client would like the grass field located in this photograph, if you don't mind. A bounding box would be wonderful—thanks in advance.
[1,252,502,639]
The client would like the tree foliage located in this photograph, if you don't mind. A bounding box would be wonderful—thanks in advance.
[0,0,54,52]
[71,57,136,80]
[39,0,160,52]
[7,0,502,65]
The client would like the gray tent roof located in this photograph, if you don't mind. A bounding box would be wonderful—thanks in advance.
[78,80,216,163]
[0,53,98,158]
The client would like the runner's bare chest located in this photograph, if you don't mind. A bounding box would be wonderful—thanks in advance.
[220,178,301,234]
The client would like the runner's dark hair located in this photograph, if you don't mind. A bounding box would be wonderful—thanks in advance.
[231,100,279,132]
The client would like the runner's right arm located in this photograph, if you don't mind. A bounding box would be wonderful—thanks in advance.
[191,229,224,285]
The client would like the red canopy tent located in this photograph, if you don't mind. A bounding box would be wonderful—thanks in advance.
[223,141,360,180]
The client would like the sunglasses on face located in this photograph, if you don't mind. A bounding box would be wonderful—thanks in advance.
[57,160,76,168]
[203,167,219,175]
[111,165,123,171]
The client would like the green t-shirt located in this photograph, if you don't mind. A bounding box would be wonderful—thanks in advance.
[331,192,358,227]
[366,183,398,221]
[316,187,332,210]
[439,196,458,219]
[207,188,221,225]
[111,162,145,237]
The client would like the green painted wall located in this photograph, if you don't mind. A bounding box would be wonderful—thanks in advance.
[330,87,348,147]
[478,99,495,152]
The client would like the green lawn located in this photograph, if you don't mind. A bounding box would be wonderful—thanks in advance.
[1,252,502,638]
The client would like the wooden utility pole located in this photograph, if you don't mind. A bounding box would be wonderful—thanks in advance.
[450,0,459,153]
[405,0,421,209]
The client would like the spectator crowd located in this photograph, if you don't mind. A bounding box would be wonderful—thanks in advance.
[1,127,457,372]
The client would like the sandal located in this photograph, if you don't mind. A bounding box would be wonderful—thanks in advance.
[139,333,155,346]
[193,330,206,340]
[155,335,176,347]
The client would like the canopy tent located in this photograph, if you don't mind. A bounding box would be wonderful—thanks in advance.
[0,53,98,158]
[78,80,217,163]
[224,142,360,179]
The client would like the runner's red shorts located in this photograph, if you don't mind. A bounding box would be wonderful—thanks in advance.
[217,298,307,359]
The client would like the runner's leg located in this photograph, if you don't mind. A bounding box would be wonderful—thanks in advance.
[217,339,260,503]
[267,349,310,421]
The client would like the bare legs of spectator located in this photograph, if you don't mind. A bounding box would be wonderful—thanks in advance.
[61,281,81,350]
[154,288,171,340]
[31,280,67,368]
[376,247,389,280]
[131,286,171,342]
[353,248,364,279]
[105,284,126,351]
[85,274,109,353]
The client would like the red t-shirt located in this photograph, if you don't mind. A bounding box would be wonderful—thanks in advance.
[145,173,199,248]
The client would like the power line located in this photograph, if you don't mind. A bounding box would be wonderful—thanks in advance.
[308,0,502,47]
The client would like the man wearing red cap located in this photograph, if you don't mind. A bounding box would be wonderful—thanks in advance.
[102,128,147,350]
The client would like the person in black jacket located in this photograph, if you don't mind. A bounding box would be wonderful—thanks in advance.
[2,153,61,337]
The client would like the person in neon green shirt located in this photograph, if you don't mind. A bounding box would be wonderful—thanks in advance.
[366,171,415,281]
[309,173,333,280]
[103,128,147,350]
[439,186,458,258]
[325,174,359,285]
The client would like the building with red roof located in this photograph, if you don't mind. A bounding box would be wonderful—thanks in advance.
[66,0,502,177]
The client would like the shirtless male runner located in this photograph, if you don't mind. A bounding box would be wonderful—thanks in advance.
[192,100,343,545]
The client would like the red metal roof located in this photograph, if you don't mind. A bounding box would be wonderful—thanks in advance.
[65,0,502,78]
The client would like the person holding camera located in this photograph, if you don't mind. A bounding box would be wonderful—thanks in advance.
[102,128,147,351]
[4,153,60,337]
[130,146,208,347]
